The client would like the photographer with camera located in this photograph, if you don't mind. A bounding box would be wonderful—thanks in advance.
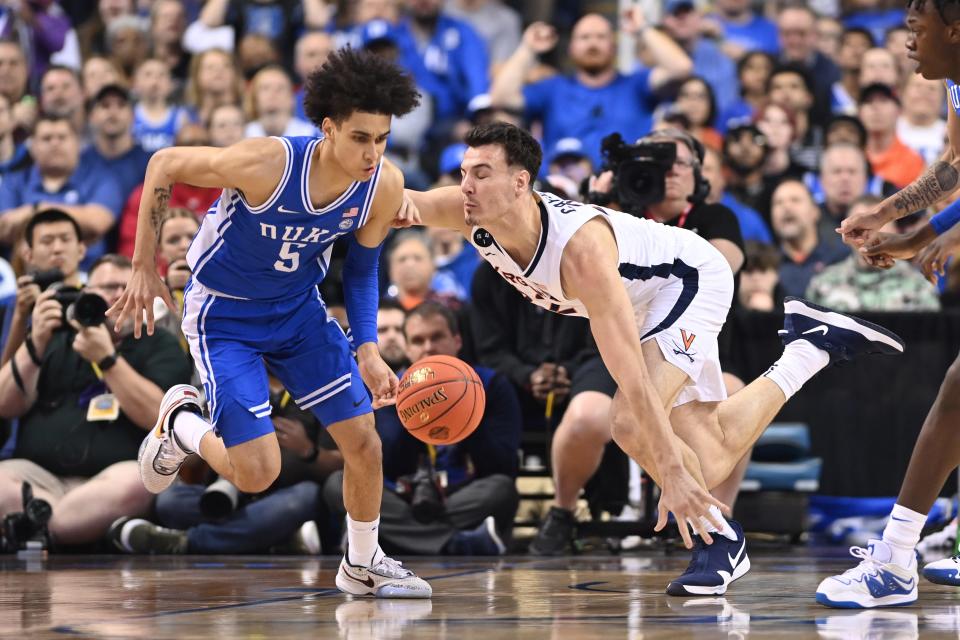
[1,208,86,366]
[584,128,751,511]
[324,302,523,556]
[0,254,191,548]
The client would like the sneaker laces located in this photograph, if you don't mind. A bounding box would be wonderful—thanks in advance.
[154,433,186,474]
[839,546,882,580]
[371,555,414,579]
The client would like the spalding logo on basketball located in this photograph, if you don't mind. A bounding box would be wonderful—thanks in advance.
[396,355,486,445]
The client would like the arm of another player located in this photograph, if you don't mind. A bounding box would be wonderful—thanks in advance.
[396,186,471,235]
[349,161,406,407]
[108,138,287,339]
[841,107,960,245]
[561,219,726,548]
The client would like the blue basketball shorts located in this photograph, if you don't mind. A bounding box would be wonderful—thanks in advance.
[181,279,372,447]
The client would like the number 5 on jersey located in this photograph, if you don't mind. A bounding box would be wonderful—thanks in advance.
[275,242,307,272]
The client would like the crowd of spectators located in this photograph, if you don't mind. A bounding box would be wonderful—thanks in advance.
[0,0,953,556]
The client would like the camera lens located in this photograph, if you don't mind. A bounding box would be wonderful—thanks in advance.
[68,292,109,327]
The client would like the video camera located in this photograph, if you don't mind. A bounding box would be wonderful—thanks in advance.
[30,268,109,328]
[598,132,678,214]
[1,482,51,553]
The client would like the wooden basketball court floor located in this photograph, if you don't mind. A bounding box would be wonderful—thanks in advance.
[3,547,960,639]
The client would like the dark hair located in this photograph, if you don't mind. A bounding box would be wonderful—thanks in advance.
[742,241,781,272]
[89,253,132,277]
[405,301,460,337]
[40,64,80,88]
[302,47,420,126]
[33,113,76,134]
[767,63,815,97]
[25,208,81,248]
[906,0,960,24]
[826,114,867,148]
[736,50,775,97]
[464,122,542,184]
[843,26,876,47]
[378,297,407,315]
[677,76,717,128]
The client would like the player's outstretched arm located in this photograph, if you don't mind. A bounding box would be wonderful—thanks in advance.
[562,219,727,549]
[107,138,287,339]
[841,107,960,245]
[399,186,471,235]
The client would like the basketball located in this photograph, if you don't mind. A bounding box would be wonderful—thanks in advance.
[396,355,486,445]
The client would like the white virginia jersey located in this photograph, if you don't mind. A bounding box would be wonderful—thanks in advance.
[467,190,726,327]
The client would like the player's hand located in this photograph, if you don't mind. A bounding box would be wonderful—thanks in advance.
[655,467,730,549]
[917,225,960,284]
[522,22,558,55]
[838,204,890,249]
[107,264,176,338]
[392,191,422,229]
[357,343,399,409]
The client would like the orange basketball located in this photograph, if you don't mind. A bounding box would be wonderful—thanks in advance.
[396,355,486,445]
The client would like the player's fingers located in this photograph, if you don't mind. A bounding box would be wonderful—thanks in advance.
[160,287,177,315]
[677,517,693,549]
[654,503,668,532]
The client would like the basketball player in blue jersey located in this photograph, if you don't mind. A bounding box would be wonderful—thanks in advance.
[815,0,960,609]
[397,122,903,596]
[107,49,432,599]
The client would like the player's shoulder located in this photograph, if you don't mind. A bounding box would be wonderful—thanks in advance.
[371,158,404,207]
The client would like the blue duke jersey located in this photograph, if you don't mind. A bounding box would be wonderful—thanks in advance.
[947,80,960,116]
[187,136,382,300]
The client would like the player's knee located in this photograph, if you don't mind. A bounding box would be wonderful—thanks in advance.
[232,455,282,493]
[559,393,613,444]
[337,419,382,467]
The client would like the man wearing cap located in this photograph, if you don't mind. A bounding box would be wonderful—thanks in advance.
[81,84,153,211]
[546,137,593,188]
[490,10,691,168]
[859,82,925,189]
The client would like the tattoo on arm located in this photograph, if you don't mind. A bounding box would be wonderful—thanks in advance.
[891,161,960,216]
[150,186,172,237]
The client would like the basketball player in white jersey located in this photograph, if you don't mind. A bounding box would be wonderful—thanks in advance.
[398,122,904,595]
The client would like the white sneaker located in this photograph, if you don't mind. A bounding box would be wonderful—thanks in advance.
[918,518,957,555]
[923,555,960,586]
[335,599,433,640]
[816,540,918,609]
[138,384,204,494]
[816,610,918,639]
[336,550,432,599]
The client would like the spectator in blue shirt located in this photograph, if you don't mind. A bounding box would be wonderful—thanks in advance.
[709,0,780,58]
[660,0,740,116]
[491,10,692,168]
[324,301,522,555]
[0,115,122,268]
[842,1,906,46]
[397,0,490,121]
[81,84,153,212]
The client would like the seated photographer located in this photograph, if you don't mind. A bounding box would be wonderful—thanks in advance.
[108,373,343,555]
[1,208,87,366]
[0,254,192,547]
[324,302,522,556]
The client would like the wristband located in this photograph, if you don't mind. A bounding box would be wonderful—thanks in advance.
[97,353,118,372]
[24,334,41,366]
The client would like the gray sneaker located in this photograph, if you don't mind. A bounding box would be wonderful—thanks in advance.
[138,384,204,494]
[336,547,432,598]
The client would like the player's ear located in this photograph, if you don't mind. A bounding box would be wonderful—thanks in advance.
[516,169,530,194]
[321,116,335,140]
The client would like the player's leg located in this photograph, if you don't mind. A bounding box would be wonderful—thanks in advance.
[816,352,960,608]
[709,374,749,510]
[140,284,283,494]
[267,304,429,598]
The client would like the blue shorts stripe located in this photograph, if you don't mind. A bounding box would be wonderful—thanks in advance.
[295,372,351,405]
[196,292,218,419]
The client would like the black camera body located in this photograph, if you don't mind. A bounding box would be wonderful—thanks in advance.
[1,482,51,553]
[30,268,65,292]
[49,284,109,328]
[599,133,678,214]
[396,457,445,524]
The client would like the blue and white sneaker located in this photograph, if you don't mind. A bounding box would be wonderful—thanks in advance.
[666,520,750,596]
[922,555,960,585]
[816,540,918,608]
[780,297,905,364]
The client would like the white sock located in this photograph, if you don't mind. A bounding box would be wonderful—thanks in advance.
[172,410,213,456]
[347,515,385,567]
[882,504,927,567]
[762,339,830,400]
[696,505,738,541]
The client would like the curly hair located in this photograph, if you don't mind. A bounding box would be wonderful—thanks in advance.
[907,0,960,23]
[464,122,542,184]
[303,47,420,126]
